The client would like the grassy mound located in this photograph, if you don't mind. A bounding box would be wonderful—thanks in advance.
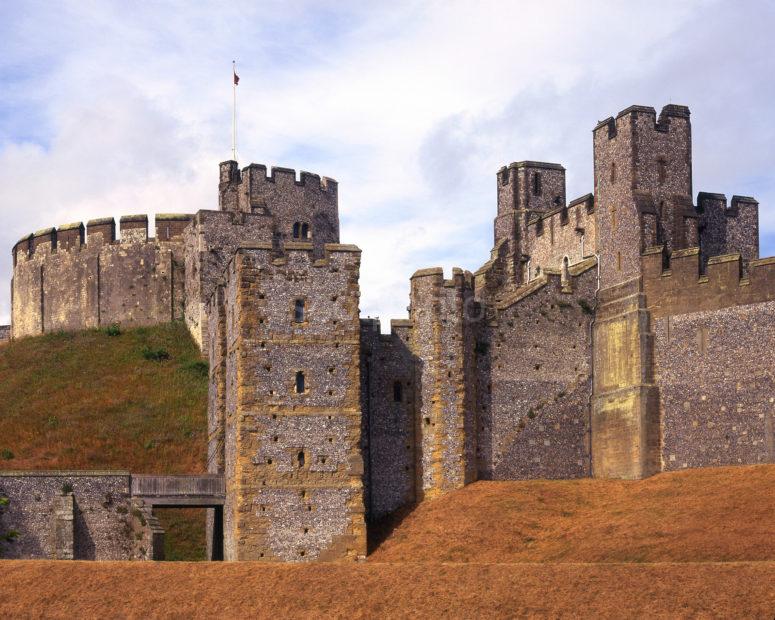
[369,464,775,563]
[0,322,208,559]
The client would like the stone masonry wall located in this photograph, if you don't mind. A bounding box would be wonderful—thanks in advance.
[11,215,190,339]
[219,162,339,255]
[183,209,274,350]
[478,260,596,479]
[696,193,759,270]
[360,319,416,520]
[524,194,596,279]
[215,243,366,562]
[653,302,775,470]
[0,472,160,560]
[409,267,478,500]
[593,105,692,289]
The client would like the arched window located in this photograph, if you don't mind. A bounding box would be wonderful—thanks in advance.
[294,299,305,323]
[301,223,310,239]
[295,371,305,394]
[297,450,305,469]
[533,172,542,196]
[292,222,301,239]
[393,381,402,403]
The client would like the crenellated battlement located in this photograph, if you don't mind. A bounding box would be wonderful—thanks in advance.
[219,160,337,193]
[12,213,193,265]
[594,104,691,139]
[642,245,775,317]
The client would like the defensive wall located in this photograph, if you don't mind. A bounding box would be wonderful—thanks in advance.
[359,318,416,520]
[523,193,596,280]
[11,214,191,338]
[0,471,162,560]
[479,258,597,479]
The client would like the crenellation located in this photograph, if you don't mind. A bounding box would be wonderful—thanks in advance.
[87,217,116,246]
[119,214,149,243]
[11,213,190,338]
[57,222,85,251]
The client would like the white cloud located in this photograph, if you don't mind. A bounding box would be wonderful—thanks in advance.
[0,0,773,325]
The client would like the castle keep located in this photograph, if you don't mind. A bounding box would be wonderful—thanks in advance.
[3,103,774,561]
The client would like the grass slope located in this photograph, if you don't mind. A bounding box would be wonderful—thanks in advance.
[2,561,775,619]
[370,464,775,563]
[0,323,209,559]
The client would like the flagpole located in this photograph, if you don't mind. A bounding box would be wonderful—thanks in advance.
[232,60,237,161]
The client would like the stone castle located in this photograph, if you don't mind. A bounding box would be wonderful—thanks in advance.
[2,103,774,562]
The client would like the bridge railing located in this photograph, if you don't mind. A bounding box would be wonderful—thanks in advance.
[131,474,225,499]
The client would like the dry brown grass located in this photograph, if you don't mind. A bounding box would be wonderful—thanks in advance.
[1,560,774,618]
[370,464,775,563]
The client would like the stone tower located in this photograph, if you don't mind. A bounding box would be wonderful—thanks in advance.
[592,104,694,288]
[205,163,366,562]
[590,105,693,479]
[494,162,567,288]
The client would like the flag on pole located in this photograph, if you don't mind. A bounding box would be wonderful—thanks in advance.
[232,61,238,161]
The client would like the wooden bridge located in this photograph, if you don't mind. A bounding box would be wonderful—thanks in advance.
[131,474,225,507]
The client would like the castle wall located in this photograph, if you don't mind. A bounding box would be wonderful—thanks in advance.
[696,193,759,269]
[639,244,775,470]
[215,243,365,562]
[479,260,596,479]
[0,471,160,560]
[359,319,416,520]
[409,268,478,499]
[219,162,339,253]
[183,210,274,351]
[523,194,595,278]
[11,215,190,339]
[493,162,567,289]
[653,302,775,470]
[591,278,661,479]
[642,248,775,318]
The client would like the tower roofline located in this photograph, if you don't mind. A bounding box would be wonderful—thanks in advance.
[498,160,565,172]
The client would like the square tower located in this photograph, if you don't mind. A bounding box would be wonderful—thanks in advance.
[593,104,693,288]
[211,242,366,562]
[494,161,566,286]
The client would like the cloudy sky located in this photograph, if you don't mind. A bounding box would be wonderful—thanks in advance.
[1,0,774,325]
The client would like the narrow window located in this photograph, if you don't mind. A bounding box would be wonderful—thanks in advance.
[610,162,616,184]
[301,223,310,239]
[295,371,305,394]
[617,252,622,271]
[294,299,305,323]
[393,381,402,403]
[533,172,542,196]
[297,451,305,468]
[292,222,301,238]
[657,159,667,184]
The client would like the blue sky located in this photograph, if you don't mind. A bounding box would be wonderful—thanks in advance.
[1,0,774,325]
